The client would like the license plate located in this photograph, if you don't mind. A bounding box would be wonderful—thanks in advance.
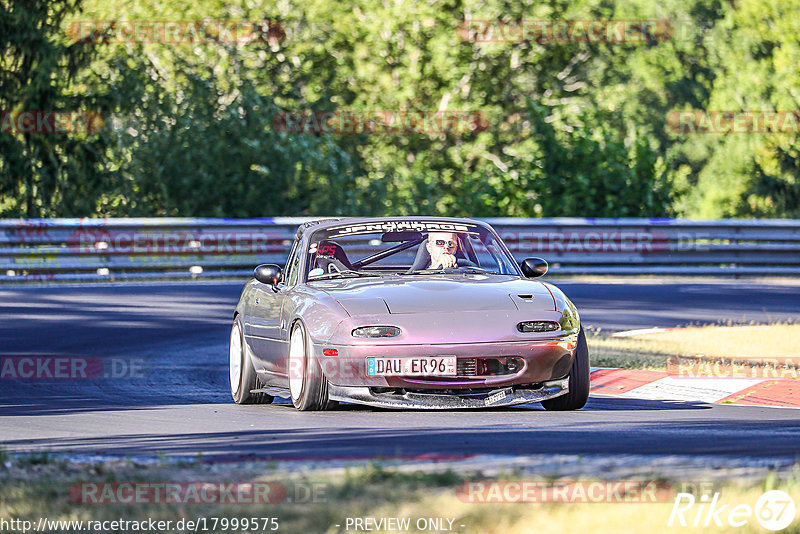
[366,356,457,377]
[485,388,512,406]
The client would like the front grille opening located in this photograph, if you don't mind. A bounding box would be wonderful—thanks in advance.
[370,384,547,397]
[391,387,501,396]
[458,357,523,377]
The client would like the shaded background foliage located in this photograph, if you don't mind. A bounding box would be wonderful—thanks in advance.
[1,0,798,218]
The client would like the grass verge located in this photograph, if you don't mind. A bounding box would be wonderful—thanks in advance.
[1,458,799,533]
[587,323,800,372]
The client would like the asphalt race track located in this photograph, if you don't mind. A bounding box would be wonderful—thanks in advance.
[1,280,799,461]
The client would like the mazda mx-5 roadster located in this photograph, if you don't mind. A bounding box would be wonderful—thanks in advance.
[229,217,589,410]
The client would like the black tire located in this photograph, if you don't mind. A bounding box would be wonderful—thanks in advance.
[288,321,335,411]
[229,315,273,405]
[541,327,589,411]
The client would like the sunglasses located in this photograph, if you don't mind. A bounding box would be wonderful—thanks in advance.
[433,239,457,247]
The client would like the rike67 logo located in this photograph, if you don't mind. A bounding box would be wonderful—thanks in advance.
[669,490,796,531]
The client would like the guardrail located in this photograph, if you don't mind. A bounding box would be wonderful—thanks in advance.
[1,217,799,281]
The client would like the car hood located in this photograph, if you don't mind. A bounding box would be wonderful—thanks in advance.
[311,274,556,315]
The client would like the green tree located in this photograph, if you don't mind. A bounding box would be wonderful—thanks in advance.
[0,0,113,216]
[669,0,800,217]
[5,0,795,219]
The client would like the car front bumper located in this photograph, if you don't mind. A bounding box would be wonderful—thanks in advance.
[312,336,578,389]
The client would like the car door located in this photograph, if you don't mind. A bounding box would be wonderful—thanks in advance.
[270,239,306,381]
[247,237,302,377]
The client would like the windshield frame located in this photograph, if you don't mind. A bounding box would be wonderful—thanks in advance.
[300,219,523,283]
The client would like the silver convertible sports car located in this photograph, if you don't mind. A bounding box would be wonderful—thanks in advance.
[229,217,589,411]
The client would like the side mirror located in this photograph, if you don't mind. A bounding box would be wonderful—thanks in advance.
[254,264,283,287]
[520,258,548,278]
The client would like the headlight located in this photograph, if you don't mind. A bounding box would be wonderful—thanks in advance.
[517,321,560,333]
[351,326,402,338]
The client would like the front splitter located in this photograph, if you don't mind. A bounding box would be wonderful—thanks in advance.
[328,378,569,409]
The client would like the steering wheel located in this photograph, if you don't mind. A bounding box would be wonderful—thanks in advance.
[430,259,479,270]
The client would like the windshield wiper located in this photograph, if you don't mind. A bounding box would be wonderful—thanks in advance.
[403,267,499,275]
[308,270,381,281]
[457,267,499,275]
[403,269,451,275]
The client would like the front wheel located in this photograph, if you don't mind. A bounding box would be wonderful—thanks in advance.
[229,316,273,405]
[288,321,334,411]
[541,327,590,411]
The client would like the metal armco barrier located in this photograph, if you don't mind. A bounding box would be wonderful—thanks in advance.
[1,217,799,281]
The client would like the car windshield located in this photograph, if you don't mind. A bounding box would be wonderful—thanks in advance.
[304,221,519,280]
